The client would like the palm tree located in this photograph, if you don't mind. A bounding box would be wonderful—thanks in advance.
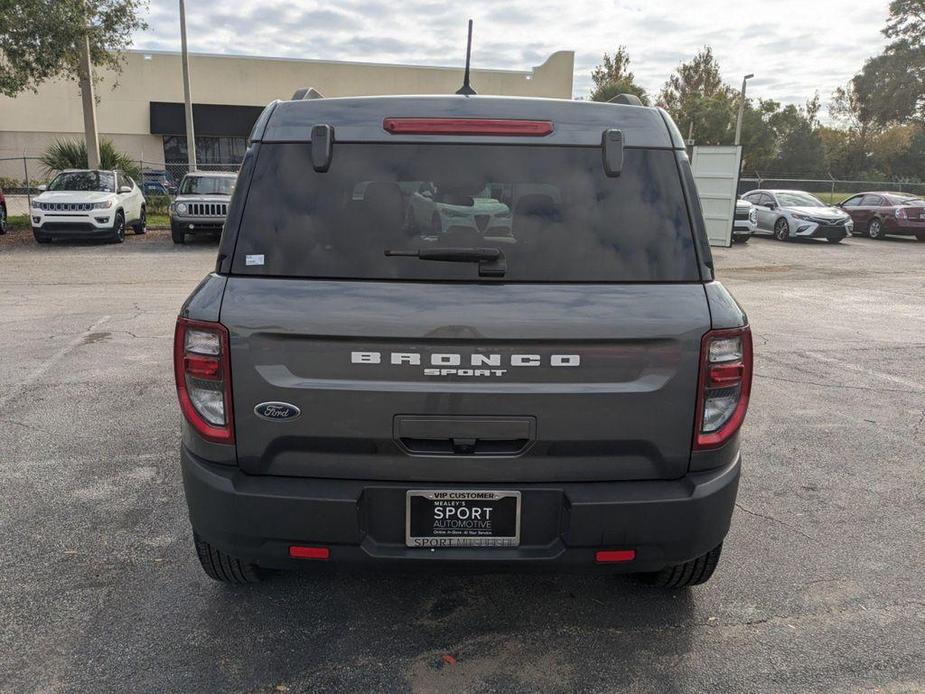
[40,138,140,179]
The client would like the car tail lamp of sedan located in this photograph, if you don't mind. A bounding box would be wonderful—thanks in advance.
[694,326,753,449]
[174,318,234,443]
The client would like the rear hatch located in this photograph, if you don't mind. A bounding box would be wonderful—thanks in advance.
[222,138,709,483]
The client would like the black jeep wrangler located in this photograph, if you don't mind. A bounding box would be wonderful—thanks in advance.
[174,93,751,587]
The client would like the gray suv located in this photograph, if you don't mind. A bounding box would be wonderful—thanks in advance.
[170,171,237,244]
[175,94,752,587]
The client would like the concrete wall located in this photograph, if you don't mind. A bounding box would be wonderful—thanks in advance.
[0,49,574,179]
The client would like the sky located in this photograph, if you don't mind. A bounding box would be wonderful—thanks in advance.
[134,0,890,112]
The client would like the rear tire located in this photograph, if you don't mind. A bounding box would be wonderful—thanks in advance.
[639,543,723,588]
[0,204,7,234]
[193,532,262,584]
[826,236,843,244]
[774,218,790,241]
[868,218,884,240]
[916,232,925,242]
[132,206,146,234]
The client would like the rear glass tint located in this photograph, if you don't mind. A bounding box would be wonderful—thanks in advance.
[232,144,699,282]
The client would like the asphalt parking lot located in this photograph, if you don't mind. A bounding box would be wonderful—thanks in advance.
[1,229,923,693]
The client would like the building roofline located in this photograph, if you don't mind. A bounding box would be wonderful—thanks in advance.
[129,48,571,77]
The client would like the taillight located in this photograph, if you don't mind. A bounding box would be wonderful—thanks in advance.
[383,117,554,136]
[174,317,234,443]
[694,326,752,450]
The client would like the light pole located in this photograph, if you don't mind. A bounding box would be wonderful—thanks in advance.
[179,0,197,171]
[734,73,754,146]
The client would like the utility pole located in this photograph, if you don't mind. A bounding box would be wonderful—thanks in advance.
[734,73,754,146]
[179,0,197,171]
[77,3,101,170]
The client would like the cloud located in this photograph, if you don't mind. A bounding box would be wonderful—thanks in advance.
[134,0,891,110]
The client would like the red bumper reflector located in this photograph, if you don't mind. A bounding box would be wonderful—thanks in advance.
[595,549,636,564]
[383,117,554,136]
[289,546,330,560]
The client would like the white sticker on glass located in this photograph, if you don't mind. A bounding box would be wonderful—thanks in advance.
[245,254,265,266]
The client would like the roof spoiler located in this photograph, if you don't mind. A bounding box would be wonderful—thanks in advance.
[608,93,643,106]
[291,87,325,101]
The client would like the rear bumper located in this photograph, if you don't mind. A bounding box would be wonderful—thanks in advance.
[883,219,925,235]
[181,446,741,572]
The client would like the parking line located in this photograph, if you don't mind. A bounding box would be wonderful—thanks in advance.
[806,351,925,391]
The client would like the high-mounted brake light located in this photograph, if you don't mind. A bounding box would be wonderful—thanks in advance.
[694,326,753,450]
[383,118,554,136]
[174,317,234,444]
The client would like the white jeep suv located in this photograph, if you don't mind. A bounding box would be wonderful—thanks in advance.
[31,169,146,244]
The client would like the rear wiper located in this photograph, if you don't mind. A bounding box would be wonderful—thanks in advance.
[384,247,507,277]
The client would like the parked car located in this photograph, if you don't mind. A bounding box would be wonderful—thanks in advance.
[740,189,853,243]
[837,191,925,241]
[142,181,171,198]
[175,93,752,587]
[30,169,146,244]
[169,171,237,244]
[408,182,514,239]
[143,169,178,196]
[732,198,757,243]
[0,187,6,235]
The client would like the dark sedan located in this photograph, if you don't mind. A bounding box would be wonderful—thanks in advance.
[839,192,925,241]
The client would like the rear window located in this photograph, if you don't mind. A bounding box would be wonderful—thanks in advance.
[231,143,699,282]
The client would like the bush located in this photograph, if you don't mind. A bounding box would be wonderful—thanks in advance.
[40,138,141,180]
[145,194,171,215]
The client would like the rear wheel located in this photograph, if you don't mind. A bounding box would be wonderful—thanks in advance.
[916,232,925,242]
[0,204,7,234]
[193,532,262,584]
[132,206,146,234]
[639,543,723,588]
[774,218,790,241]
[868,218,884,240]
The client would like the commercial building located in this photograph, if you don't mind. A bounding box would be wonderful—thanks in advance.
[0,49,574,179]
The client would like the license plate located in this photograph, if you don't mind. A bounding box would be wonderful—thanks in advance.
[405,490,521,548]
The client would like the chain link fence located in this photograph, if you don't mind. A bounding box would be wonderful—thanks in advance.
[738,174,925,201]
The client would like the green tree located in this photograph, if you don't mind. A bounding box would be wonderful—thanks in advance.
[0,0,148,97]
[657,46,736,144]
[851,0,925,125]
[589,47,649,104]
[769,105,826,176]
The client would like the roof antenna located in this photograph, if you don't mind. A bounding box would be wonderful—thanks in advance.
[455,19,477,95]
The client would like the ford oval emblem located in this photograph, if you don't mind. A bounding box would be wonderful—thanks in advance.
[254,402,301,421]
